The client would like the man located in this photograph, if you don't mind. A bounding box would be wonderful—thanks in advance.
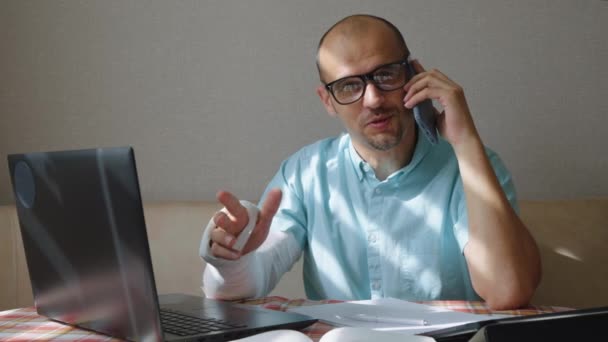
[200,14,541,310]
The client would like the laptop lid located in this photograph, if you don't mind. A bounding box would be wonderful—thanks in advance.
[8,147,165,340]
[8,146,316,341]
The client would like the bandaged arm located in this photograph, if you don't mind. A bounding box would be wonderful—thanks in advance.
[200,221,303,300]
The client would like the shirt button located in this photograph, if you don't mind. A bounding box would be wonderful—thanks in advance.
[372,281,381,290]
[368,234,377,243]
[375,188,381,194]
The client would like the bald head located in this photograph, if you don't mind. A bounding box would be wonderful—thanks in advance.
[316,15,410,82]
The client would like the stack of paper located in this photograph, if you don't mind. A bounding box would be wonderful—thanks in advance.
[287,298,511,336]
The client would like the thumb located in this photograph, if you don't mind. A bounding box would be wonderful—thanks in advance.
[257,188,282,229]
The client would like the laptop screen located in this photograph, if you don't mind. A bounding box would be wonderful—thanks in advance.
[8,147,164,340]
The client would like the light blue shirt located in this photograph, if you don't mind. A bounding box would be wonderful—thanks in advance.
[260,130,518,301]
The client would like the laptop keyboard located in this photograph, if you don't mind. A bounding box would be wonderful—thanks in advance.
[160,308,247,337]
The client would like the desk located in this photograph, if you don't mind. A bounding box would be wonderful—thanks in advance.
[0,297,571,341]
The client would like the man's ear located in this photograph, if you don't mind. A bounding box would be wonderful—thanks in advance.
[316,85,338,117]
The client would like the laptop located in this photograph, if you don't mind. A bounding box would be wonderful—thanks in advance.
[7,147,316,341]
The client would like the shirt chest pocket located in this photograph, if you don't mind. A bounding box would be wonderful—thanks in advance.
[399,254,442,300]
[398,228,442,300]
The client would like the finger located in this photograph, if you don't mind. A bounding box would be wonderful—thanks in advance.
[404,87,441,109]
[405,62,451,92]
[257,188,282,229]
[404,73,452,104]
[404,70,422,90]
[403,77,426,103]
[216,190,249,223]
[209,226,236,249]
[213,211,240,235]
[210,241,241,260]
[404,76,435,104]
[403,59,426,89]
[425,66,453,84]
[412,59,452,83]
[405,71,436,100]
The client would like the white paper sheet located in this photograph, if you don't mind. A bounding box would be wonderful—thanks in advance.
[288,298,512,335]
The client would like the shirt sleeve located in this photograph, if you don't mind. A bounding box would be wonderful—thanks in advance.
[451,147,519,253]
[261,158,309,244]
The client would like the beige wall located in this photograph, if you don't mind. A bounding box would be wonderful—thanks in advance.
[1,1,607,204]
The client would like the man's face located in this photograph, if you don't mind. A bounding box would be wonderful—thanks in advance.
[317,25,415,153]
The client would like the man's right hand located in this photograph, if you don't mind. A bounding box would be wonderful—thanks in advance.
[208,188,282,260]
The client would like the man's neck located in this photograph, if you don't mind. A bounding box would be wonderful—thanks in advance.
[354,130,418,181]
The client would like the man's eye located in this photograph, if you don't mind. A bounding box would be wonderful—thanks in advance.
[374,71,397,83]
[338,82,363,93]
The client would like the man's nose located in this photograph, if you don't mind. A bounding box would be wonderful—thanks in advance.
[362,82,385,108]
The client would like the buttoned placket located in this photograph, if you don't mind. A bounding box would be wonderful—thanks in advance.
[365,171,385,299]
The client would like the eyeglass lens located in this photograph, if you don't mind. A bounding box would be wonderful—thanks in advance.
[331,63,407,104]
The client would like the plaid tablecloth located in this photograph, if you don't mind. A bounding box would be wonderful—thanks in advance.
[0,297,571,341]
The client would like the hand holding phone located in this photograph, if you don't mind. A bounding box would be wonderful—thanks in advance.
[405,57,438,145]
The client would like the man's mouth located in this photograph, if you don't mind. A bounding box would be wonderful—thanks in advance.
[366,115,392,129]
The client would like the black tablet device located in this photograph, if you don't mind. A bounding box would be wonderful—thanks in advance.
[422,305,608,342]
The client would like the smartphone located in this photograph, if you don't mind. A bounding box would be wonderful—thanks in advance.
[406,58,438,145]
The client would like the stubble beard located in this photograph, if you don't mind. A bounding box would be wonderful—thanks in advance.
[367,128,404,151]
[365,110,407,151]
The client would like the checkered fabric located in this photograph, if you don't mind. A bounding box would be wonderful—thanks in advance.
[0,298,571,341]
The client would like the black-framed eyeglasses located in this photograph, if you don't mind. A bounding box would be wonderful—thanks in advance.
[324,59,409,105]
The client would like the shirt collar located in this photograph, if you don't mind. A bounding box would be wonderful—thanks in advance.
[347,137,367,181]
[347,127,432,182]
